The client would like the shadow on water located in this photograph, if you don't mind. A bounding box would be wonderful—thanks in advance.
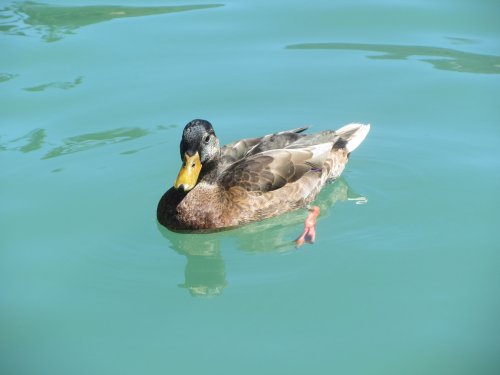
[0,1,223,42]
[286,42,500,75]
[157,178,367,298]
[0,125,175,159]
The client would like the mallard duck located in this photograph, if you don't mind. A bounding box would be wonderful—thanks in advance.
[157,119,370,232]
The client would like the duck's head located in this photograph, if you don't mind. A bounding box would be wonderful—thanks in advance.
[174,119,221,192]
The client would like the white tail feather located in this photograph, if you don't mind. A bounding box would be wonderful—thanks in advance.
[336,123,371,153]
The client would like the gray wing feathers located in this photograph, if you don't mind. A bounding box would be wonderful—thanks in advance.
[219,143,332,192]
[220,127,309,163]
[220,137,262,164]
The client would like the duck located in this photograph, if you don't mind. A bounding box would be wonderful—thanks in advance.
[157,119,370,232]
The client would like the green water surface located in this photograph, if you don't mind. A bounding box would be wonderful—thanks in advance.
[1,1,499,374]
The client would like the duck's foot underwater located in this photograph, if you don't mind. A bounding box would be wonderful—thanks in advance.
[295,206,320,248]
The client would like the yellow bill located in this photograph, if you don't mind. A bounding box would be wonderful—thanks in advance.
[174,152,202,191]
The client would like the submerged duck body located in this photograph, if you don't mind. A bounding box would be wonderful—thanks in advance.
[157,119,370,231]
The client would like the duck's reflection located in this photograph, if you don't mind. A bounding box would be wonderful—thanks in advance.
[165,233,226,297]
[157,178,366,297]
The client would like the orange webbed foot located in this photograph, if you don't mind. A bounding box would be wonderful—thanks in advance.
[295,206,320,248]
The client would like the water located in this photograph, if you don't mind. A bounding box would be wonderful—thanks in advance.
[1,1,499,374]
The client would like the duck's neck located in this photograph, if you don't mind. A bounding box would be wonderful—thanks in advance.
[199,157,221,182]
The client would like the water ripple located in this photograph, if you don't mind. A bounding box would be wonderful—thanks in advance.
[0,125,176,159]
[0,1,224,42]
[0,73,19,83]
[286,42,500,75]
[23,75,83,92]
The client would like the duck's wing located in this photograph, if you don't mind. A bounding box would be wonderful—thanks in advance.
[285,125,370,152]
[220,127,308,164]
[286,130,343,149]
[244,127,308,156]
[219,142,332,193]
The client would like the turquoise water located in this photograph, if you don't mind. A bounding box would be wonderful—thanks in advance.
[1,0,500,374]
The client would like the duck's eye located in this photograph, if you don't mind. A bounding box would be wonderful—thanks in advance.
[204,135,211,144]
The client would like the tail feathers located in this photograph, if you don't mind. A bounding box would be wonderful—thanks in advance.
[336,123,370,153]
